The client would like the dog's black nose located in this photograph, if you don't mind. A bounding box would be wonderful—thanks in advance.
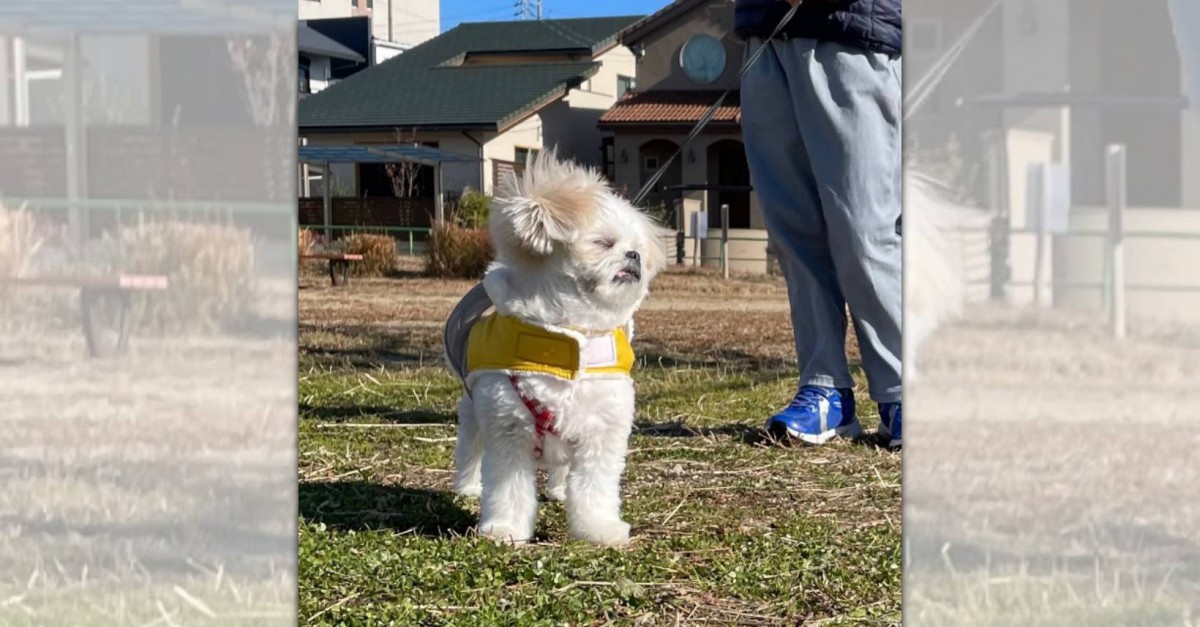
[625,251,640,262]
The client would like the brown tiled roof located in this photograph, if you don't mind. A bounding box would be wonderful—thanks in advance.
[599,90,740,127]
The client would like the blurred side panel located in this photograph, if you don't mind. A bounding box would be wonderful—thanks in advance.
[904,0,1200,623]
[0,1,297,625]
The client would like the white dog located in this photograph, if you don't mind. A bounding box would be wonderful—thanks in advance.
[903,169,983,380]
[445,150,670,546]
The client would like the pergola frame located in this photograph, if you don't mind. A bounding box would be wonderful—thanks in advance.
[296,143,482,238]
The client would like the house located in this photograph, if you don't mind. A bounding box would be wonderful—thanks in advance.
[298,16,641,207]
[599,0,769,273]
[298,0,440,52]
[299,21,366,96]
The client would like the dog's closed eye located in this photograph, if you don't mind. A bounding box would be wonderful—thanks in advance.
[593,237,616,250]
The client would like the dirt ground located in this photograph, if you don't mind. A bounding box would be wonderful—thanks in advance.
[906,304,1200,624]
[0,309,296,624]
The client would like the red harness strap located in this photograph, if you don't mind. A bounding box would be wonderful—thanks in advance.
[509,374,559,458]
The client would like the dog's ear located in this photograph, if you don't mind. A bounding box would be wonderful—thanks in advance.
[491,147,606,256]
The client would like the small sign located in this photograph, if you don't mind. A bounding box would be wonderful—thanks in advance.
[691,211,708,239]
[1027,162,1071,234]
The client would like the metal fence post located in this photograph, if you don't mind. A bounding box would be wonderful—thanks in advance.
[674,198,685,264]
[1029,163,1047,308]
[720,203,730,280]
[986,131,1009,301]
[1105,144,1127,340]
[322,161,333,241]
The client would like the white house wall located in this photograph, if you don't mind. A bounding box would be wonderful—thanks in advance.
[541,46,637,171]
[483,114,542,193]
[298,0,356,21]
[0,38,10,125]
[298,0,438,48]
[306,55,334,93]
[372,0,439,48]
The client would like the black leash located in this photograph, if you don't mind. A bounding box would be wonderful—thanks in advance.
[630,0,803,208]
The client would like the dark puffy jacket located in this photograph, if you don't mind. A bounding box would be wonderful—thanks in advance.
[733,0,901,56]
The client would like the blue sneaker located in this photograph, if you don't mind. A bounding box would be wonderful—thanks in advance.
[878,402,901,449]
[765,386,862,445]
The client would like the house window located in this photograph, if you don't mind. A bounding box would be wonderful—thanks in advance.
[644,156,660,171]
[601,137,615,181]
[299,60,311,94]
[366,0,373,8]
[617,75,635,99]
[515,147,540,164]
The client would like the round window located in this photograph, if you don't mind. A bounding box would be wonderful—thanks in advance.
[679,34,726,84]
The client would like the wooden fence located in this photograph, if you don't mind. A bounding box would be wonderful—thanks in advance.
[297,197,436,229]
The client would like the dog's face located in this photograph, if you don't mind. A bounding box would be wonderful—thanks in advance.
[485,150,671,330]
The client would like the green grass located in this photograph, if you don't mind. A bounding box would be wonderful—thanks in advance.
[299,357,901,625]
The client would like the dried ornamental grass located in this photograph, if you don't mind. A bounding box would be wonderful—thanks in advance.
[342,233,396,277]
[103,221,258,334]
[299,228,319,256]
[425,223,492,279]
[0,202,43,278]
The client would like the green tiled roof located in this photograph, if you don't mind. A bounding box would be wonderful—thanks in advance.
[299,16,642,131]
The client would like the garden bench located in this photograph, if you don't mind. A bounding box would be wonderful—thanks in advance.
[0,273,169,358]
[300,253,363,286]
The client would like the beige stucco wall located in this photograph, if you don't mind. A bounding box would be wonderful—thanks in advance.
[481,115,541,193]
[631,0,741,93]
[541,46,636,172]
[372,0,439,47]
[1055,207,1200,324]
[299,0,439,48]
[700,229,771,274]
[298,0,356,21]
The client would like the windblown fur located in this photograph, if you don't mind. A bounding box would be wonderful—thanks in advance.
[903,169,982,380]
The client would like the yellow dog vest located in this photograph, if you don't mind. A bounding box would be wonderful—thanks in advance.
[465,313,635,381]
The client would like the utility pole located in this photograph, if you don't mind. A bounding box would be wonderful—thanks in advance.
[514,0,542,20]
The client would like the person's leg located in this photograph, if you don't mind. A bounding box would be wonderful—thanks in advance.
[741,38,855,393]
[775,40,903,405]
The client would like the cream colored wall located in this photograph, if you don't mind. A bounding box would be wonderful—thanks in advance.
[539,46,637,173]
[631,0,741,92]
[482,115,542,193]
[298,0,356,21]
[373,0,439,47]
[701,230,770,274]
[1056,207,1200,324]
[0,38,9,125]
[299,0,438,47]
[1001,129,1057,306]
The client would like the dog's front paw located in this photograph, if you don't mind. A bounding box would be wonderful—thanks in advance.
[545,485,567,502]
[570,520,631,546]
[478,522,533,544]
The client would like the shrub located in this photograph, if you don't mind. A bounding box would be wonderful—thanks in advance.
[341,233,396,277]
[425,223,492,279]
[100,221,258,334]
[298,228,319,255]
[456,189,491,229]
[0,202,42,278]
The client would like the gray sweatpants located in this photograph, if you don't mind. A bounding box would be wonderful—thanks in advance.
[740,37,902,403]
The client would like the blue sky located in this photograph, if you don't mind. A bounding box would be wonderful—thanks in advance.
[439,0,672,32]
